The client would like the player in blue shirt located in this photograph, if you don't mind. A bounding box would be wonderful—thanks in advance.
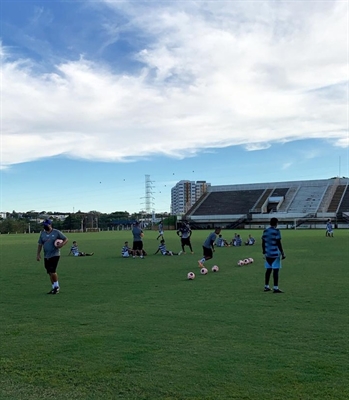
[245,234,256,245]
[198,227,221,268]
[325,219,334,237]
[215,234,229,247]
[262,217,286,293]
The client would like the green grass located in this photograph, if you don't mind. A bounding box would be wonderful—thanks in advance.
[0,229,348,400]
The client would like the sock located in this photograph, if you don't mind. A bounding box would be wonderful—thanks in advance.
[52,284,55,289]
[54,281,59,288]
[273,286,278,290]
[200,258,205,264]
[265,285,269,288]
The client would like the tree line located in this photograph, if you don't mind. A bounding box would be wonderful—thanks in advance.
[0,210,176,234]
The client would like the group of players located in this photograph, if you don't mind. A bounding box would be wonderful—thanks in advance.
[121,220,193,258]
[40,216,341,295]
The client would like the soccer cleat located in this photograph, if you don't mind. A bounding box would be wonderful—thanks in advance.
[52,287,60,294]
[47,289,54,294]
[273,289,284,293]
[198,261,203,268]
[264,287,272,292]
[178,251,182,256]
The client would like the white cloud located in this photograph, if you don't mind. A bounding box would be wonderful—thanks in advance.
[244,143,271,151]
[282,162,292,170]
[1,0,347,168]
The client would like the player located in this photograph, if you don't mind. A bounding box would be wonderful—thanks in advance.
[245,234,256,245]
[176,221,194,254]
[68,241,94,256]
[233,234,242,246]
[215,234,229,247]
[121,241,133,257]
[154,239,181,256]
[262,217,286,293]
[198,227,221,268]
[326,219,334,237]
[156,221,164,241]
[132,222,146,258]
[36,219,68,294]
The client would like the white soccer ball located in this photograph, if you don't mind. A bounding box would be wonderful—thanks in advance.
[212,265,219,272]
[237,260,244,266]
[248,258,254,263]
[54,239,64,248]
[243,259,250,265]
[200,267,208,275]
[187,272,195,280]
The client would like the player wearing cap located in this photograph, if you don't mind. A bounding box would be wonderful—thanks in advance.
[132,222,146,258]
[37,219,68,294]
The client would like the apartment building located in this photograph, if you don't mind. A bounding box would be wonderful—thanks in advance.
[171,180,210,215]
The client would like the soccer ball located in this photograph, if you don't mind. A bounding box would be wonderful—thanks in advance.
[54,239,64,248]
[243,259,250,265]
[187,272,195,280]
[200,267,208,275]
[212,265,219,272]
[237,260,244,266]
[248,258,254,263]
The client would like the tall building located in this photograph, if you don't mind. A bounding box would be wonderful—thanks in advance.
[171,180,210,215]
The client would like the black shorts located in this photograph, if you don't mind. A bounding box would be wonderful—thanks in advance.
[181,237,191,246]
[44,256,60,274]
[203,246,213,259]
[133,241,143,251]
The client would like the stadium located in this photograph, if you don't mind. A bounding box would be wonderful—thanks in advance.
[182,177,349,230]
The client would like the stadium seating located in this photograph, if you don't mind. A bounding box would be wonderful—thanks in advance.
[337,185,349,214]
[191,190,264,216]
[184,178,349,228]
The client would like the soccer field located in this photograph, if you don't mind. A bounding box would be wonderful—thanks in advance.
[1,229,348,400]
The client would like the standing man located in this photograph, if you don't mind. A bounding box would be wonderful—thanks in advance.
[177,221,194,254]
[132,221,146,258]
[37,219,68,294]
[262,217,286,294]
[156,220,164,241]
[198,227,221,268]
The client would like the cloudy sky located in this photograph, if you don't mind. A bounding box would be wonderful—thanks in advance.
[1,0,348,214]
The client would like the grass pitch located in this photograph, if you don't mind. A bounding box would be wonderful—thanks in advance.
[0,229,348,400]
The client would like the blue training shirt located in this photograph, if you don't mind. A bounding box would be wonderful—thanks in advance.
[203,232,217,248]
[262,226,281,258]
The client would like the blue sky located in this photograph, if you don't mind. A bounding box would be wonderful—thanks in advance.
[1,0,348,214]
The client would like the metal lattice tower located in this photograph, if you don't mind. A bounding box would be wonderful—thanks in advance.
[143,175,155,213]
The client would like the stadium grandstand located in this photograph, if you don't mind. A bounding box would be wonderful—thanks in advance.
[182,177,349,229]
